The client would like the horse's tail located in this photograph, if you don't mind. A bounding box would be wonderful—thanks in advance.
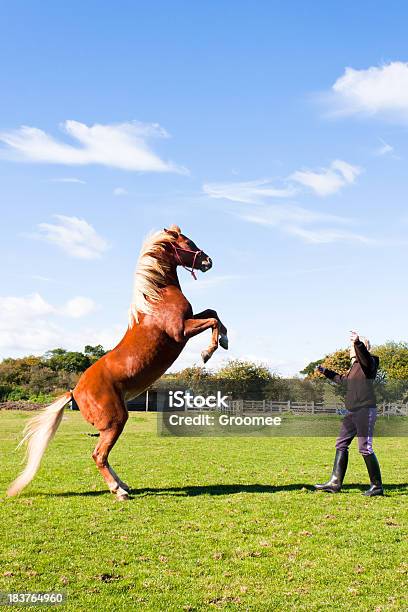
[7,391,72,497]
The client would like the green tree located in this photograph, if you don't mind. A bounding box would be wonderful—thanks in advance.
[7,386,30,401]
[216,359,273,399]
[0,356,43,386]
[27,365,58,395]
[372,342,408,402]
[0,383,12,400]
[84,344,106,362]
[45,349,91,373]
[155,366,213,395]
[44,348,66,357]
[302,348,351,401]
[284,378,325,403]
[263,375,290,401]
[322,349,351,376]
[300,359,324,378]
[304,349,351,381]
[374,342,408,380]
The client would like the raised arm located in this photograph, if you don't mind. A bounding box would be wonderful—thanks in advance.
[350,330,376,377]
[354,340,375,373]
[317,365,346,385]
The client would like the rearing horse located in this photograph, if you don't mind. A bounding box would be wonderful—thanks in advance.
[7,225,228,500]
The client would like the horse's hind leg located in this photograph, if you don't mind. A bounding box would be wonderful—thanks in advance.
[92,418,129,500]
[108,464,130,493]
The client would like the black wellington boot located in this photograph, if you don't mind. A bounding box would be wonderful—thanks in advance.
[363,453,384,497]
[314,449,348,493]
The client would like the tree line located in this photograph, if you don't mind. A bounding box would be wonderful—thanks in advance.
[0,341,407,404]
[0,346,106,402]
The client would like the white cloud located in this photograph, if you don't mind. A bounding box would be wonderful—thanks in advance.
[36,215,109,259]
[0,293,96,323]
[0,294,54,324]
[0,120,187,174]
[203,179,296,204]
[0,293,109,358]
[374,138,394,156]
[0,320,62,357]
[31,275,53,282]
[205,159,360,203]
[291,160,361,196]
[48,177,86,184]
[239,203,348,227]
[0,319,122,359]
[285,225,374,245]
[326,62,408,120]
[60,296,96,318]
[203,161,372,245]
[113,187,128,196]
[239,208,370,244]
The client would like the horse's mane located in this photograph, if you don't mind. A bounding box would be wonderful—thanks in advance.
[128,225,181,327]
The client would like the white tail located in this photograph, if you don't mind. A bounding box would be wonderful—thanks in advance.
[7,392,72,497]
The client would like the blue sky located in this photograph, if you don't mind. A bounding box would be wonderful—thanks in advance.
[1,1,407,375]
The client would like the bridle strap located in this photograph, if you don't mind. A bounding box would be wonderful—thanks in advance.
[170,243,202,280]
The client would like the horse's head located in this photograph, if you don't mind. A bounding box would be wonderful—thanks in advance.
[164,225,212,278]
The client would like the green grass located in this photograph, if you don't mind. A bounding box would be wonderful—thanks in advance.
[0,411,407,611]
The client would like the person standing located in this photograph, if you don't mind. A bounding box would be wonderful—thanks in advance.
[315,331,384,497]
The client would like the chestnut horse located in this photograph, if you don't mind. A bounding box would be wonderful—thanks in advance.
[7,225,228,500]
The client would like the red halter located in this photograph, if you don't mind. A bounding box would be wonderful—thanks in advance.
[170,242,202,280]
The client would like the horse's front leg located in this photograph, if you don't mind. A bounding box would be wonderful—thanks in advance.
[183,317,219,363]
[191,309,228,350]
[183,312,228,363]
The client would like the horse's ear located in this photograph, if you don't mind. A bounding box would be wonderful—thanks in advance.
[168,224,181,234]
[164,225,181,239]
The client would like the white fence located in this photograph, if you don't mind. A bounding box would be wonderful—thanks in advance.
[187,399,408,416]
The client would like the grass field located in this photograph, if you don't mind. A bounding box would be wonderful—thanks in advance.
[0,411,407,611]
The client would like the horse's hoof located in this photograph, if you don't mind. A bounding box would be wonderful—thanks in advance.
[219,334,229,350]
[116,495,129,502]
[201,350,210,363]
[116,491,130,501]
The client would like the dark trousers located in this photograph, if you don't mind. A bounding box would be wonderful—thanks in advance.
[335,406,377,456]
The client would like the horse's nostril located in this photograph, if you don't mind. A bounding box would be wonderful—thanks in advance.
[200,257,212,272]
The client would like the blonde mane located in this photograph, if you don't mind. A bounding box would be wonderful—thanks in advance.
[128,226,181,326]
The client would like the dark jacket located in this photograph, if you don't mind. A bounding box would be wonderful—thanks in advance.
[322,340,379,411]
